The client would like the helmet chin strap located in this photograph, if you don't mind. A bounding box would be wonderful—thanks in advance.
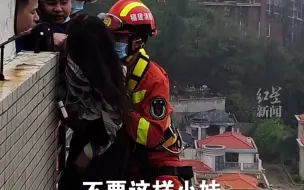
[127,33,148,55]
[122,34,146,64]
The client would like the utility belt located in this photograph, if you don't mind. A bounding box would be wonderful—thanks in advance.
[150,119,190,154]
[132,148,194,184]
[133,123,194,183]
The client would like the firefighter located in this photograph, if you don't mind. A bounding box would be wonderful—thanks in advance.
[98,1,194,189]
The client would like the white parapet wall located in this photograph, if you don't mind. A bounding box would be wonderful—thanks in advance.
[0,0,16,60]
[0,51,59,190]
[171,97,226,113]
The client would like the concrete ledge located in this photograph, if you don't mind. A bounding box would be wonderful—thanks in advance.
[0,52,58,102]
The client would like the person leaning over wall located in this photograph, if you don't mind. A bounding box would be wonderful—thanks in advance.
[38,0,71,47]
[15,0,40,52]
[15,0,67,52]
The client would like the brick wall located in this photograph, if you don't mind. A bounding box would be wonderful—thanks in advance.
[0,51,59,190]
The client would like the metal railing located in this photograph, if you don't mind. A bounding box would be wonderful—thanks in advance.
[0,22,54,81]
[214,162,260,171]
[224,162,242,170]
[243,163,259,170]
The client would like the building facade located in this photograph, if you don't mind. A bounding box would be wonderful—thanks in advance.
[191,0,284,44]
[295,114,304,180]
[266,0,304,47]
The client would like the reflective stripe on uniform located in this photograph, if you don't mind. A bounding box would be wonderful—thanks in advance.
[132,90,146,104]
[139,48,149,58]
[136,117,150,146]
[120,2,148,17]
[133,58,148,77]
[127,79,137,93]
[126,48,150,93]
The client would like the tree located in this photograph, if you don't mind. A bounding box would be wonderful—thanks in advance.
[225,93,257,123]
[253,119,297,163]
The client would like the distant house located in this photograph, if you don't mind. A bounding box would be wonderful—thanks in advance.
[194,132,263,173]
[214,173,261,190]
[180,131,195,148]
[181,160,213,173]
[187,109,237,140]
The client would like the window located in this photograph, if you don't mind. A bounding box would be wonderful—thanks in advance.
[225,152,239,162]
[191,127,198,139]
[266,24,271,37]
[226,126,233,132]
[215,155,225,171]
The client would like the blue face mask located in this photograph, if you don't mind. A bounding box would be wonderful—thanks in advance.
[71,1,85,14]
[115,42,128,59]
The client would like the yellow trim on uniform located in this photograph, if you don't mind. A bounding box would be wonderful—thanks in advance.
[133,58,148,77]
[161,116,178,148]
[120,2,148,17]
[136,118,150,146]
[126,48,150,93]
[139,48,149,58]
[162,135,178,148]
[127,79,138,93]
[132,90,146,104]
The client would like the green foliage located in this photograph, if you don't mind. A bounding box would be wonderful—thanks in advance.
[225,93,257,123]
[253,119,297,163]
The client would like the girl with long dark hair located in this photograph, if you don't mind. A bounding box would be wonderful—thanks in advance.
[58,14,133,190]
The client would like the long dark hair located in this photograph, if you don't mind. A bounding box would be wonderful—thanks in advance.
[66,14,131,114]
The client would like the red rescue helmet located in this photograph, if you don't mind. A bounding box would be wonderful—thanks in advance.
[100,0,158,37]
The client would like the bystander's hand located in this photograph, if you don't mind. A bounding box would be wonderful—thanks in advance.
[53,33,67,46]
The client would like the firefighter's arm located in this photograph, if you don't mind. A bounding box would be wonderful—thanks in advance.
[126,79,172,148]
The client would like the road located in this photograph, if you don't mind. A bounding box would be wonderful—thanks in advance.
[264,164,304,190]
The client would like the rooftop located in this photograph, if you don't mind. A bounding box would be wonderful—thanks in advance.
[188,109,237,124]
[215,173,260,189]
[181,160,213,172]
[197,132,255,149]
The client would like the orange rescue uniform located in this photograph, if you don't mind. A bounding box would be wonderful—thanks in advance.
[124,48,183,190]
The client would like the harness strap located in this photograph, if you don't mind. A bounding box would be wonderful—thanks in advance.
[149,117,180,151]
[157,123,177,146]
